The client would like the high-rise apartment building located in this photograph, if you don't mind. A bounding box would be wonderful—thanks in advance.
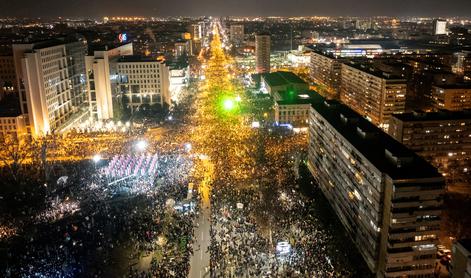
[116,56,170,111]
[230,25,244,46]
[310,50,344,98]
[431,84,471,111]
[340,62,407,131]
[255,33,271,74]
[388,110,471,186]
[12,37,89,137]
[308,93,445,278]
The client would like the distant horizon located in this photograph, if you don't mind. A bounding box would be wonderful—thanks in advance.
[2,15,471,20]
[1,0,471,18]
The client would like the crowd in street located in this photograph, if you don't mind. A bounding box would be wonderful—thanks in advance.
[208,179,359,278]
[1,146,196,278]
[0,23,370,278]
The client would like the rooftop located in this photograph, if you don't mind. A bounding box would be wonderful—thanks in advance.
[344,62,406,80]
[14,35,86,51]
[262,71,307,87]
[88,42,132,55]
[118,55,163,63]
[276,90,316,105]
[392,110,471,122]
[310,92,442,180]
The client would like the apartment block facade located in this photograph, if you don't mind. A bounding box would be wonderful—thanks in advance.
[117,56,170,111]
[388,110,471,185]
[340,63,407,131]
[431,84,471,111]
[308,93,444,278]
[310,51,344,98]
[13,37,89,137]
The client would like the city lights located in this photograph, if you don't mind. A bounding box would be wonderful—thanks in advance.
[184,143,192,152]
[135,140,148,151]
[92,154,102,163]
[1,10,469,278]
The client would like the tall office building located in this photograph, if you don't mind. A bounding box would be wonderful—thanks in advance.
[388,110,471,186]
[431,84,471,111]
[433,19,447,35]
[255,33,271,74]
[117,56,170,111]
[308,93,445,278]
[85,43,133,120]
[340,62,407,131]
[230,25,244,46]
[310,50,344,98]
[12,36,89,137]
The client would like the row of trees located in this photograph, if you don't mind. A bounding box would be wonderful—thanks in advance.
[0,134,60,214]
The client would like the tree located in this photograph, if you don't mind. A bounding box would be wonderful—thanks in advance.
[0,134,33,182]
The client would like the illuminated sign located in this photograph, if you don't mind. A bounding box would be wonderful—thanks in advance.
[118,33,127,43]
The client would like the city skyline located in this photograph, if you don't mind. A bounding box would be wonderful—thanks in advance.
[1,0,471,18]
[0,10,470,278]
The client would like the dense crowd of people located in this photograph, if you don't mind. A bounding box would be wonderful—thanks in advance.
[1,147,196,277]
[0,24,370,278]
[207,179,359,277]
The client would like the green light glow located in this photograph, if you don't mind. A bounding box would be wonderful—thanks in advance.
[223,99,235,111]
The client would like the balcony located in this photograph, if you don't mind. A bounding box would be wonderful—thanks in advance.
[392,199,443,209]
[393,189,443,199]
[391,209,441,219]
[388,238,437,249]
[388,229,440,240]
[386,258,436,268]
[390,219,441,229]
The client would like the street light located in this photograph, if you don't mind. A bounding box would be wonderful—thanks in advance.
[92,154,102,163]
[136,140,147,151]
[184,143,192,152]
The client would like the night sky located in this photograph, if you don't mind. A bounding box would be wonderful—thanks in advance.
[1,0,470,17]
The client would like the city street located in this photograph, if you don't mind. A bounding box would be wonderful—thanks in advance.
[189,159,212,278]
[189,205,211,278]
[0,17,425,278]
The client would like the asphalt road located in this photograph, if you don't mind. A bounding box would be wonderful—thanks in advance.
[189,204,211,278]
